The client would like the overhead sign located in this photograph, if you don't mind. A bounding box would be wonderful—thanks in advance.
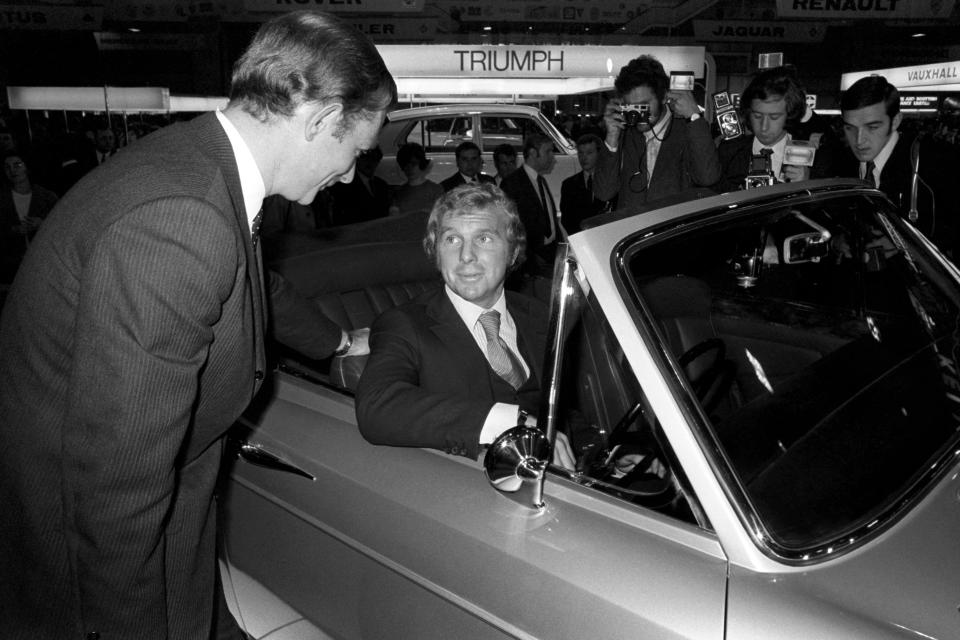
[900,95,940,111]
[777,0,956,19]
[350,17,438,41]
[242,0,425,13]
[841,60,960,92]
[7,86,170,112]
[446,0,638,24]
[105,1,241,22]
[95,32,206,51]
[693,20,827,43]
[0,4,102,29]
[376,45,705,78]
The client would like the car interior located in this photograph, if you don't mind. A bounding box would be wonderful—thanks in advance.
[624,195,960,550]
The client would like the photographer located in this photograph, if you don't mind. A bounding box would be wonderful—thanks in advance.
[594,55,720,212]
[715,66,829,193]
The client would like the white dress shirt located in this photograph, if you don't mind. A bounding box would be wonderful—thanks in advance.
[521,163,557,244]
[862,130,899,185]
[752,132,791,180]
[215,110,265,238]
[445,286,531,445]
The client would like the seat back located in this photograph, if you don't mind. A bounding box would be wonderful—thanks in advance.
[271,240,441,390]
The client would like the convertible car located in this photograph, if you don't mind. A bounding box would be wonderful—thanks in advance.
[220,179,960,639]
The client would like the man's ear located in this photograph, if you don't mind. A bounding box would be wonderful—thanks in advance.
[305,103,344,142]
[891,111,903,133]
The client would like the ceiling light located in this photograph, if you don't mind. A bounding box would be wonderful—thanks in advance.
[911,32,926,38]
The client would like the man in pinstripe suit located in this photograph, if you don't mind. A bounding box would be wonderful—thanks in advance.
[0,11,395,640]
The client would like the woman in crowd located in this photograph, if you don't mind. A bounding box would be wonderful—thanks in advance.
[389,142,443,217]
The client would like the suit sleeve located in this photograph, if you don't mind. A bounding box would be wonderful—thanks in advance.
[683,118,722,187]
[593,143,622,202]
[66,198,237,636]
[267,269,344,359]
[356,308,494,459]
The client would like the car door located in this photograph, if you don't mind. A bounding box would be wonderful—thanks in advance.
[221,257,728,639]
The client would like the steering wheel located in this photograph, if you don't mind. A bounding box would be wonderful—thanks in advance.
[677,338,736,416]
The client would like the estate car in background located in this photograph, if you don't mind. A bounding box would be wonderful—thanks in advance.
[374,104,578,200]
[221,179,960,639]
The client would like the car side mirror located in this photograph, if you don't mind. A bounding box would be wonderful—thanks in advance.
[783,231,830,264]
[484,425,550,510]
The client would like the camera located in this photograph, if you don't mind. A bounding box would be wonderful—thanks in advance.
[620,103,650,128]
[744,148,776,189]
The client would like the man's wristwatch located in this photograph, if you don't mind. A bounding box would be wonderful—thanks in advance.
[333,333,353,357]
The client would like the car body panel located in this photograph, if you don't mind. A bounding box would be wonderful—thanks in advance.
[726,469,960,639]
[225,179,960,639]
[375,104,578,206]
[224,375,728,640]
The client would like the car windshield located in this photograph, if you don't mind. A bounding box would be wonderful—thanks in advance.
[623,192,960,553]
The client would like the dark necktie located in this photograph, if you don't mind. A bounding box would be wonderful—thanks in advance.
[586,174,593,194]
[251,208,263,247]
[864,161,877,187]
[537,175,557,243]
[478,310,526,390]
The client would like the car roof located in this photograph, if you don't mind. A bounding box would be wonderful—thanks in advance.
[387,104,545,121]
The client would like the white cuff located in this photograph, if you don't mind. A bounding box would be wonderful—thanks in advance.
[479,403,524,445]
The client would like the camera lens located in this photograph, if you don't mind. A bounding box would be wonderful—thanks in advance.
[623,110,640,127]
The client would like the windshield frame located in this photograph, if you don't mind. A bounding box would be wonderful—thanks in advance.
[610,188,960,565]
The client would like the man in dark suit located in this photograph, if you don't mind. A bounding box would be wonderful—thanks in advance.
[838,75,960,258]
[356,182,573,467]
[0,11,395,640]
[500,134,559,277]
[440,141,496,191]
[560,133,613,233]
[594,55,720,211]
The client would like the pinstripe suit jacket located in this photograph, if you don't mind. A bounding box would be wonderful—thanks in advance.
[0,113,266,639]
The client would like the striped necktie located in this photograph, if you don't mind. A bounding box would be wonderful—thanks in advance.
[478,310,526,390]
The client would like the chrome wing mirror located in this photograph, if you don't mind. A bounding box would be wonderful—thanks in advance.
[484,245,582,509]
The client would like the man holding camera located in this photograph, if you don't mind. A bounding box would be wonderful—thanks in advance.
[715,66,826,193]
[594,55,719,212]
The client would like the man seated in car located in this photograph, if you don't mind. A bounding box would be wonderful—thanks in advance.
[356,182,574,468]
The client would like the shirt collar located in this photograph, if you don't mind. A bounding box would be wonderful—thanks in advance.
[445,285,508,329]
[522,162,541,186]
[215,110,266,232]
[645,108,672,141]
[752,132,791,155]
[869,130,900,176]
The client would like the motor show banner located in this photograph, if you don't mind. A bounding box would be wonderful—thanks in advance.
[841,60,960,91]
[693,20,827,43]
[0,4,103,29]
[776,0,956,19]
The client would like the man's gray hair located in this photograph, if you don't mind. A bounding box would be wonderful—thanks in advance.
[229,11,397,125]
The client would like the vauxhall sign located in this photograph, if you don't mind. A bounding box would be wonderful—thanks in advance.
[841,60,960,92]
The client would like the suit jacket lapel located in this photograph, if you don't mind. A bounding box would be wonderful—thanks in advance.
[189,114,267,377]
[507,294,547,383]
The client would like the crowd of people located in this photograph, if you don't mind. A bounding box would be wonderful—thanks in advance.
[4,58,960,288]
[2,12,960,637]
